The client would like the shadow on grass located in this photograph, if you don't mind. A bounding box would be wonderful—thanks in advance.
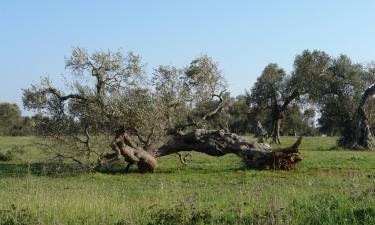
[97,164,249,175]
[0,162,86,178]
[0,162,150,178]
[0,160,252,178]
[154,164,250,175]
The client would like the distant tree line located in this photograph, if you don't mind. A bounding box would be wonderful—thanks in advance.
[0,103,50,136]
[248,50,375,149]
[1,50,374,143]
[3,95,372,139]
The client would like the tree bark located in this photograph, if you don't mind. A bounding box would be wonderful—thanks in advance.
[339,85,375,150]
[97,129,303,173]
[254,121,268,143]
[271,110,283,144]
[272,118,281,144]
[270,89,300,144]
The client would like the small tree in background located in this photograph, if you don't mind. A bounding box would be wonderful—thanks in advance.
[249,50,330,144]
[0,103,23,136]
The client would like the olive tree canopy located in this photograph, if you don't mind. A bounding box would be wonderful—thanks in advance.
[249,50,329,143]
[314,55,375,149]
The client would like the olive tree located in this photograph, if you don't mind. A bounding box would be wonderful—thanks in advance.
[249,50,330,143]
[315,56,375,149]
[23,48,303,173]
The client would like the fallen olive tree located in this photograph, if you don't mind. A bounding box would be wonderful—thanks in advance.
[96,127,302,172]
[23,47,302,173]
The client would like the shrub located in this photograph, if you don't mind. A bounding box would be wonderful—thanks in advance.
[0,205,37,225]
[0,151,13,162]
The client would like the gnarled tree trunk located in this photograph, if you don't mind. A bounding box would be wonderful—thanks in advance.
[96,128,303,173]
[254,121,268,143]
[339,85,375,150]
[271,111,283,144]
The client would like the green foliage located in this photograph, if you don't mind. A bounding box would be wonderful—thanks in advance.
[250,63,287,110]
[248,51,329,139]
[0,151,13,162]
[249,49,375,142]
[0,103,23,136]
[291,50,331,99]
[250,50,330,111]
[147,203,212,225]
[226,95,252,134]
[0,145,25,162]
[283,105,317,136]
[290,193,375,225]
[0,103,51,137]
[0,205,36,225]
[315,55,375,140]
[152,55,227,132]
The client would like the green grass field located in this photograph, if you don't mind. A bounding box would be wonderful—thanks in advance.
[1,136,375,224]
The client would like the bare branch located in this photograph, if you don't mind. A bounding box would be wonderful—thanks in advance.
[53,153,84,166]
[176,152,192,166]
[280,89,300,112]
[168,90,227,134]
[44,87,86,102]
[125,127,155,145]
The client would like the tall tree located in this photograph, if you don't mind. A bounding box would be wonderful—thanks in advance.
[318,55,375,149]
[314,55,375,149]
[250,50,330,143]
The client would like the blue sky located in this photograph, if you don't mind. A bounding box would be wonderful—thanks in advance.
[1,1,375,114]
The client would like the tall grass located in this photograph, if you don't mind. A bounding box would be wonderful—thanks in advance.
[1,136,375,224]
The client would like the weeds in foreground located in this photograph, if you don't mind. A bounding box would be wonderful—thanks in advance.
[2,191,374,225]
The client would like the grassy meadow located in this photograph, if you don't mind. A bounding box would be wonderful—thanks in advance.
[1,136,375,224]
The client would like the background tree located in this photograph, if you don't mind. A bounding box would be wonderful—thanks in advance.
[249,63,289,144]
[0,103,23,136]
[249,50,330,144]
[314,56,375,149]
[302,108,317,136]
[224,95,251,134]
[282,105,317,136]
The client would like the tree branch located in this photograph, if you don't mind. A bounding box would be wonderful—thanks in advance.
[280,89,300,112]
[168,90,227,134]
[43,87,86,102]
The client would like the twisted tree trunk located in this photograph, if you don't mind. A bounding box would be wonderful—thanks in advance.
[272,117,282,144]
[270,89,300,144]
[254,121,268,143]
[96,128,303,173]
[340,85,375,150]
